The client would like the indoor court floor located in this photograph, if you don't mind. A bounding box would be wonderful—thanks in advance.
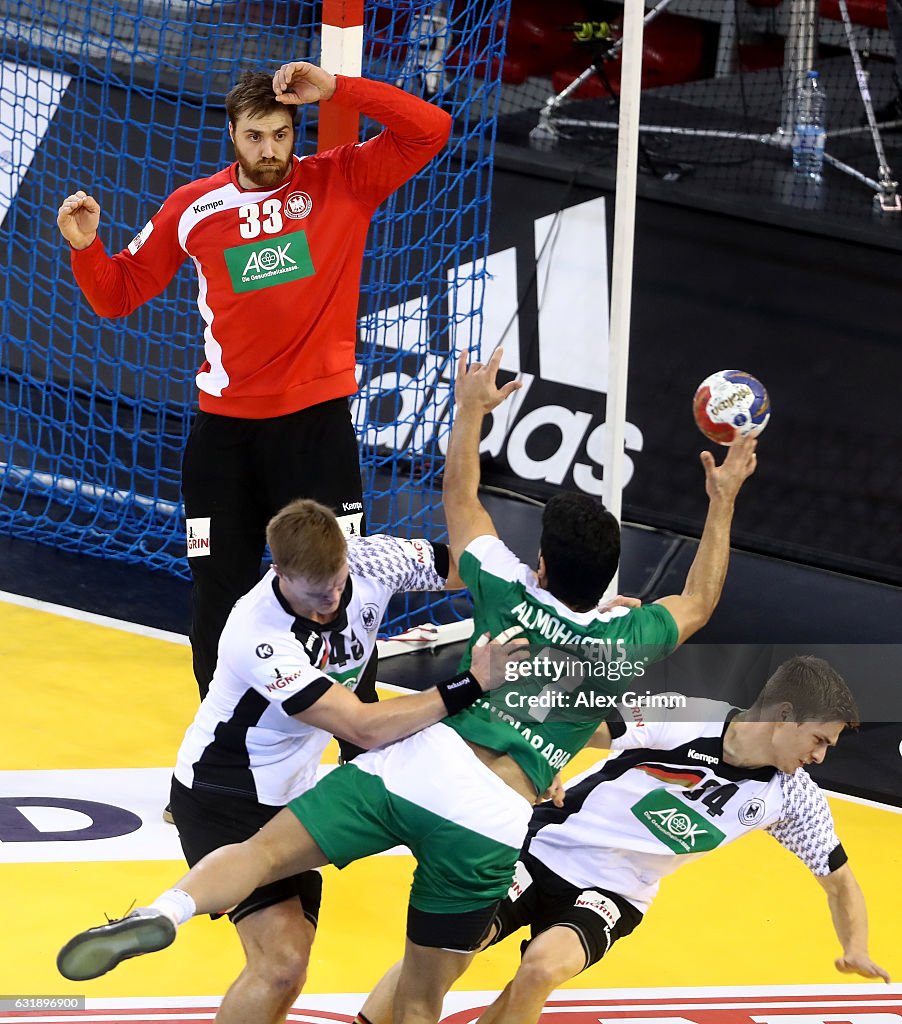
[2,589,900,1023]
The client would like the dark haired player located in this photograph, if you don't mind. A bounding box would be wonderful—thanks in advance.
[351,348,759,1024]
[474,655,890,1023]
[57,349,757,1024]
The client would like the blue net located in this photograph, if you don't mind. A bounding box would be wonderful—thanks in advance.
[0,0,510,631]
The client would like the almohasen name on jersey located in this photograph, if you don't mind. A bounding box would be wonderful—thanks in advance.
[509,600,633,650]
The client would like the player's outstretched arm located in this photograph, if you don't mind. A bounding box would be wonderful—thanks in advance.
[272,61,337,104]
[443,348,522,562]
[296,628,524,749]
[57,190,100,250]
[654,436,758,645]
[817,864,891,982]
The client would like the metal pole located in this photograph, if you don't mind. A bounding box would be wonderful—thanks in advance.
[781,0,818,136]
[603,0,645,596]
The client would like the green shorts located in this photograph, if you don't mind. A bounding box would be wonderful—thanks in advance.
[287,722,533,916]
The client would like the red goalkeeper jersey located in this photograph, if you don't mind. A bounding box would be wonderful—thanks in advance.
[69,76,451,418]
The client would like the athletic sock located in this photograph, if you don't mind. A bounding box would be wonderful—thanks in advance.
[150,888,196,926]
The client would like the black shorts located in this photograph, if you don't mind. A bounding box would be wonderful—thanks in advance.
[407,902,499,953]
[182,397,366,697]
[169,777,323,927]
[490,850,642,972]
[182,398,365,536]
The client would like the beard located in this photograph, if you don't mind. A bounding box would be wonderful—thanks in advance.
[235,152,292,189]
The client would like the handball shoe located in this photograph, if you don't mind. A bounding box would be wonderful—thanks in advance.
[57,907,175,980]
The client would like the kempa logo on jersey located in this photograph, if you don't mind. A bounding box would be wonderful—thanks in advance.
[631,789,726,854]
[224,234,314,292]
[687,748,719,765]
[284,191,313,219]
[193,198,224,215]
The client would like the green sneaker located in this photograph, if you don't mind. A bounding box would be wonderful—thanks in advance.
[57,908,176,980]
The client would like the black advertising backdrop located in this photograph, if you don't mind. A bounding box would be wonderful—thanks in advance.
[482,163,902,585]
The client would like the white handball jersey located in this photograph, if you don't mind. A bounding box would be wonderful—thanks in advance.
[174,535,448,805]
[527,697,846,912]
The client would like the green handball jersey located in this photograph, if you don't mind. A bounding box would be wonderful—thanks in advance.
[446,535,679,793]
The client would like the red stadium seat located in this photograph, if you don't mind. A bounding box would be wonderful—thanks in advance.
[446,0,595,86]
[504,0,587,76]
[550,13,707,96]
[450,1,709,92]
[819,0,888,29]
[738,36,785,71]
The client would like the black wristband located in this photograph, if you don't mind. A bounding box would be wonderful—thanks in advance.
[436,671,484,715]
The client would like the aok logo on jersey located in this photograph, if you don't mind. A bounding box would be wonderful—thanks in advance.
[630,789,725,854]
[224,234,314,292]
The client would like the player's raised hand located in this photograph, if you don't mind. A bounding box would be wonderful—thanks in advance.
[57,190,100,250]
[272,61,337,105]
[454,347,522,415]
[700,434,757,505]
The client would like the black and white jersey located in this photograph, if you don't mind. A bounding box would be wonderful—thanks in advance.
[527,698,846,913]
[174,535,448,805]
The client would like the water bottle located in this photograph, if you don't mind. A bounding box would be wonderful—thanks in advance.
[792,70,827,180]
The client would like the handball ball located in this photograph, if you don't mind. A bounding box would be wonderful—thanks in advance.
[692,370,770,446]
